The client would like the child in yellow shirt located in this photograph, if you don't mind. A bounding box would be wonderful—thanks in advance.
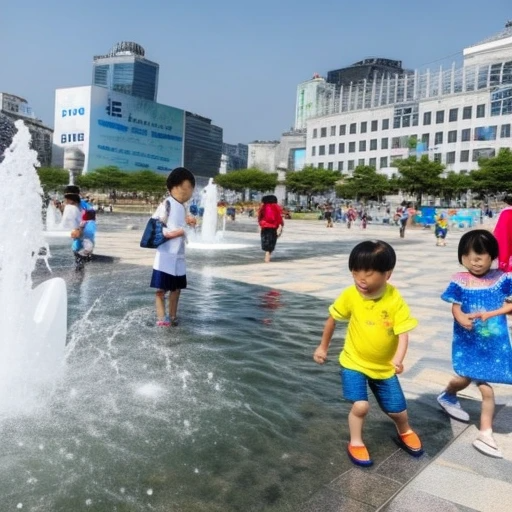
[313,240,423,466]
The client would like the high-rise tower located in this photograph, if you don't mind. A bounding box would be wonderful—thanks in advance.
[92,41,159,102]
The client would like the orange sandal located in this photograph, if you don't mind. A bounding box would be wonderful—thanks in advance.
[397,429,423,457]
[347,443,373,467]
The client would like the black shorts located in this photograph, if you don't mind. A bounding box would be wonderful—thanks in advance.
[261,228,278,252]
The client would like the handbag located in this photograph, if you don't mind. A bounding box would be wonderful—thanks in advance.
[140,200,171,248]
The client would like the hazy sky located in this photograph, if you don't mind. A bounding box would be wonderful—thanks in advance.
[2,0,510,143]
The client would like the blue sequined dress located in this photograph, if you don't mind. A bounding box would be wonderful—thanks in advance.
[441,269,512,384]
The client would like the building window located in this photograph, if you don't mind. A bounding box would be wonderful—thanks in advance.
[311,146,316,156]
[338,161,344,171]
[436,110,445,124]
[382,119,389,130]
[338,142,345,153]
[329,143,336,155]
[359,140,366,152]
[446,151,456,164]
[349,142,356,153]
[435,132,443,145]
[358,158,365,166]
[491,87,512,116]
[449,108,458,122]
[474,126,497,141]
[319,145,325,156]
[460,150,470,162]
[462,106,472,120]
[423,112,432,125]
[371,120,378,132]
[394,104,419,129]
[327,162,334,170]
[312,128,318,138]
[369,157,377,168]
[448,130,457,143]
[348,160,355,171]
[381,137,389,150]
[370,139,378,150]
[318,162,324,169]
[320,127,327,137]
[361,121,367,133]
[392,137,401,148]
[434,153,442,162]
[501,124,511,138]
[476,104,485,118]
[421,133,430,147]
[461,128,471,142]
[330,126,336,136]
[349,123,357,134]
[339,124,346,136]
[380,156,388,168]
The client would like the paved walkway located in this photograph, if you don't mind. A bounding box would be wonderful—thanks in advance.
[95,218,512,511]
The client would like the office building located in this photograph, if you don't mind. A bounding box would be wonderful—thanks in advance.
[183,112,223,178]
[0,93,53,166]
[93,41,159,102]
[222,142,248,171]
[304,21,512,175]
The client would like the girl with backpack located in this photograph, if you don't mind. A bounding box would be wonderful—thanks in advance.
[258,195,284,263]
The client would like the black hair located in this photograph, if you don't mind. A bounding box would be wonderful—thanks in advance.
[262,195,277,204]
[503,195,512,206]
[64,193,81,204]
[64,185,81,195]
[348,240,396,273]
[457,229,499,263]
[166,167,196,190]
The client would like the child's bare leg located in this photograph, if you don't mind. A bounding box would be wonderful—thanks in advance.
[446,375,471,395]
[388,410,411,434]
[477,382,495,432]
[169,289,181,320]
[264,251,271,263]
[155,290,166,320]
[348,401,369,445]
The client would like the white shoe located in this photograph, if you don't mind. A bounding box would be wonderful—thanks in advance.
[437,392,470,422]
[473,430,503,458]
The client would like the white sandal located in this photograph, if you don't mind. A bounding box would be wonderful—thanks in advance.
[472,431,503,458]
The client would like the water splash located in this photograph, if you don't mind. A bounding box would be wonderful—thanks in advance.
[200,178,219,242]
[0,120,66,413]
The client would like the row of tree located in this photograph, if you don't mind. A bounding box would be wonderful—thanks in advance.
[36,148,512,205]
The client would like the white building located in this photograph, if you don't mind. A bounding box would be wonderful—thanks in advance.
[295,74,336,131]
[304,22,512,175]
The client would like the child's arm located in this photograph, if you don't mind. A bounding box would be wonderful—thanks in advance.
[452,303,474,330]
[478,301,512,322]
[392,333,408,374]
[313,316,336,364]
[163,227,185,239]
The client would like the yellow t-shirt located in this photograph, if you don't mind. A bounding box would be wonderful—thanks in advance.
[329,284,418,379]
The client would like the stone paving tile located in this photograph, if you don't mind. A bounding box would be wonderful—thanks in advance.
[380,489,480,512]
[327,469,402,507]
[299,487,375,512]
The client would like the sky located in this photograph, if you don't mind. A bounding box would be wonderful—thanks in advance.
[1,0,511,144]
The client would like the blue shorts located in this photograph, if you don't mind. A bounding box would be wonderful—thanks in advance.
[340,367,407,414]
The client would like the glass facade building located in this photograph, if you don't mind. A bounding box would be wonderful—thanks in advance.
[184,112,223,178]
[92,42,159,102]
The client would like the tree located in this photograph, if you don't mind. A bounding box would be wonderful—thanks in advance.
[37,167,69,194]
[471,148,512,195]
[285,166,341,205]
[335,165,389,203]
[440,171,473,204]
[123,170,167,198]
[395,155,445,205]
[214,168,278,195]
[77,166,128,195]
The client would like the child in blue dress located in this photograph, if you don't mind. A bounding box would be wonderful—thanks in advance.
[438,230,512,458]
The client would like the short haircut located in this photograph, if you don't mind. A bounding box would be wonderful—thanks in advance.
[457,229,499,263]
[262,195,278,204]
[166,167,195,190]
[348,240,396,273]
[503,195,512,206]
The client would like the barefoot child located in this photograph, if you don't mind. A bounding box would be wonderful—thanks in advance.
[150,167,196,327]
[437,230,512,458]
[313,240,423,467]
